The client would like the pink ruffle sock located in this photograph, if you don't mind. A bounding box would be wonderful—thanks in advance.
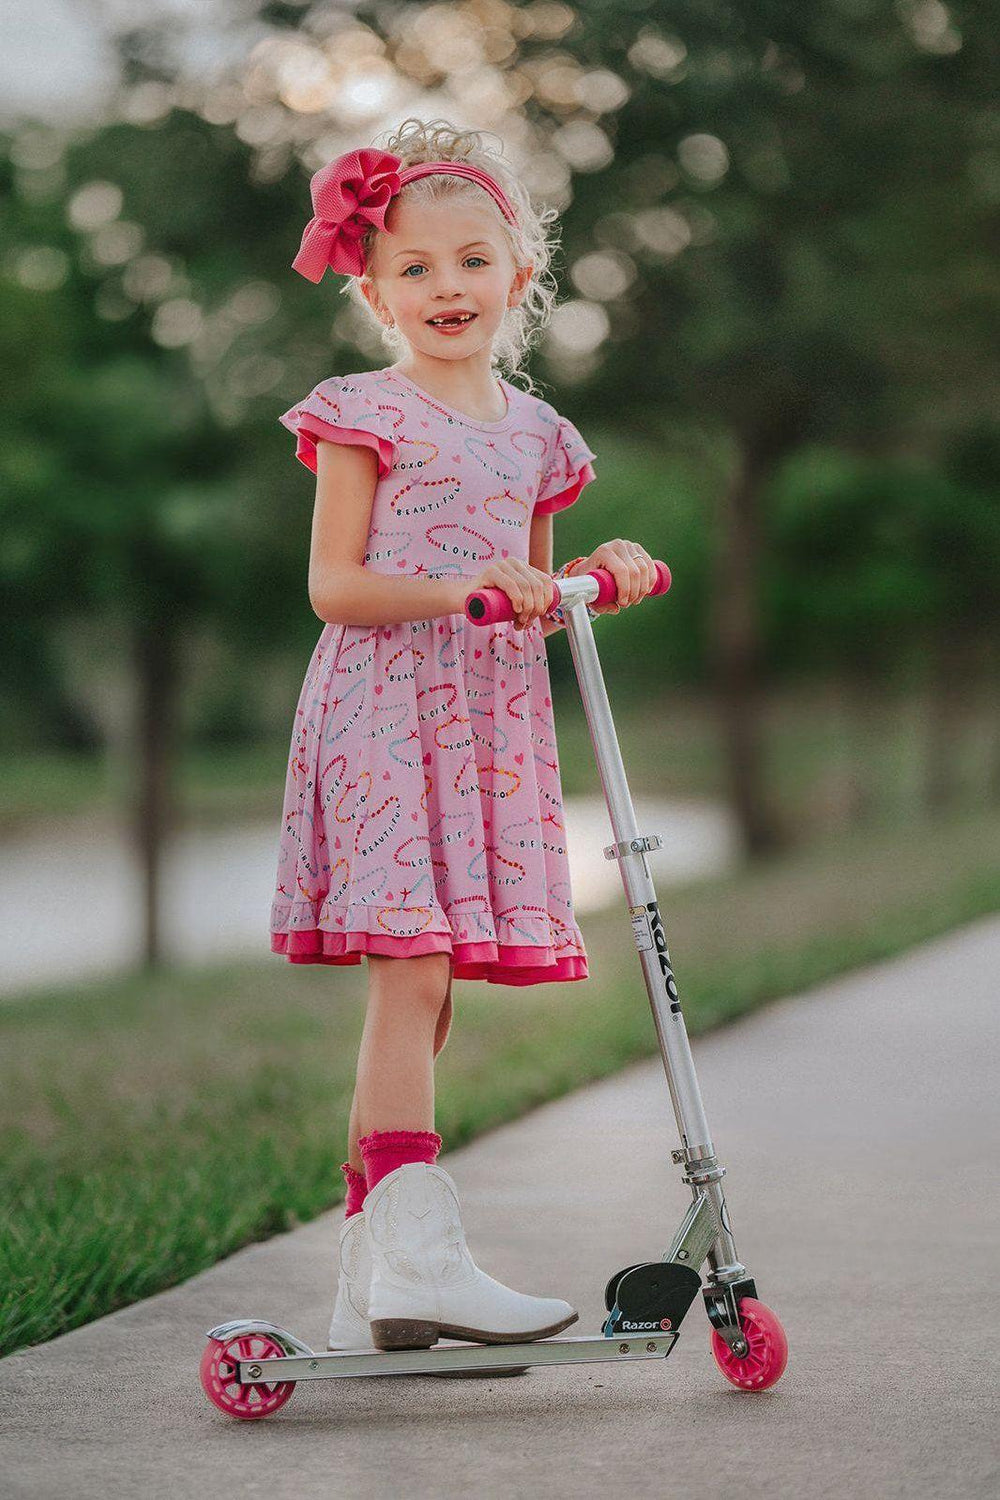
[358,1128,443,1193]
[340,1160,368,1219]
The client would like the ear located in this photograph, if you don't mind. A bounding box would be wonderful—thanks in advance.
[507,261,534,309]
[360,276,391,326]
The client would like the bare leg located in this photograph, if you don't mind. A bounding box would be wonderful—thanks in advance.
[355,952,451,1135]
[345,958,453,1170]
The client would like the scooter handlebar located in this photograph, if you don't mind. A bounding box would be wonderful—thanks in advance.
[464,559,672,626]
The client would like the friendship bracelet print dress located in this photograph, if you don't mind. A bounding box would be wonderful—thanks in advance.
[270,364,597,986]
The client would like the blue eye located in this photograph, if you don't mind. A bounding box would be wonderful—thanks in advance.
[401,256,488,277]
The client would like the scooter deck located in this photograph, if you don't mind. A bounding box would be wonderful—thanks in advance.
[207,1320,678,1381]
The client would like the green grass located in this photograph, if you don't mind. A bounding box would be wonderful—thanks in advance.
[1,806,997,1358]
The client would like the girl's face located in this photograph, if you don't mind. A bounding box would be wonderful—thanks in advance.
[361,198,532,362]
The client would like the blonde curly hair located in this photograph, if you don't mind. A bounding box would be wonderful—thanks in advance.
[340,117,561,395]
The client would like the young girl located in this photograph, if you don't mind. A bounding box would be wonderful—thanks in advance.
[271,118,657,1360]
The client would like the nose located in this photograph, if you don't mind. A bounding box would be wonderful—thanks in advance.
[430,270,465,297]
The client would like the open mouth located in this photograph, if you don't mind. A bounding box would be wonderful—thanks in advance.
[426,313,478,329]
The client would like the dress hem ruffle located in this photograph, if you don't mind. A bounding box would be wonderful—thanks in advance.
[270,927,588,986]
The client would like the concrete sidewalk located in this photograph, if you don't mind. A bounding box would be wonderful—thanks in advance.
[3,915,999,1499]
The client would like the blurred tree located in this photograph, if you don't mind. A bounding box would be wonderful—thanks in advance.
[0,276,104,753]
[540,0,999,852]
[769,439,1000,817]
[932,422,1000,808]
[2,0,999,976]
[0,114,303,966]
[770,453,939,823]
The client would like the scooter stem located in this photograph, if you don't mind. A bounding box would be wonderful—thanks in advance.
[557,579,746,1287]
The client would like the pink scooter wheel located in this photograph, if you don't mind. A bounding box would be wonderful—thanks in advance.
[200,1332,296,1419]
[710,1296,788,1391]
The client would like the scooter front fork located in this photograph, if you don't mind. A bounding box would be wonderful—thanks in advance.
[665,1159,755,1358]
[602,1169,753,1358]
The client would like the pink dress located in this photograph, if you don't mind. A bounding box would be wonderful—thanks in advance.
[269,364,597,986]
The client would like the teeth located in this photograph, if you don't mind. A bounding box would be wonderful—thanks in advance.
[429,314,474,325]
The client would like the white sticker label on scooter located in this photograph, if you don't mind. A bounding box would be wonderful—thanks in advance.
[629,904,653,953]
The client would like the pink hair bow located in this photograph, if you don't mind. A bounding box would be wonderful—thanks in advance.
[291,148,402,282]
[291,148,520,283]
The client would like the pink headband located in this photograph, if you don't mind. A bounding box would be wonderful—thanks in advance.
[291,148,520,283]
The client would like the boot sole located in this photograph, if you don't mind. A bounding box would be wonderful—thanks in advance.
[369,1309,578,1351]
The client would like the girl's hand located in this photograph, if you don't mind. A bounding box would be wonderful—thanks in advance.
[567,539,658,615]
[460,559,557,632]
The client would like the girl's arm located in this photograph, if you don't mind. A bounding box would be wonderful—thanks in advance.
[308,440,462,626]
[528,509,568,640]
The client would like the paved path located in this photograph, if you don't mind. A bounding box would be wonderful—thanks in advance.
[2,916,998,1498]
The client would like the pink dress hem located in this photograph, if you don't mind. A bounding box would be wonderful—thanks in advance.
[270,928,588,986]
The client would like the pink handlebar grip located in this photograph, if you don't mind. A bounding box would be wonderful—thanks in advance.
[464,559,672,626]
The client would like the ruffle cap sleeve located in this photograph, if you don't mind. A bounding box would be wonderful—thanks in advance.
[278,373,398,479]
[533,411,597,515]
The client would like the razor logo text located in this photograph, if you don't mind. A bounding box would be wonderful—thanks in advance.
[646,901,682,1013]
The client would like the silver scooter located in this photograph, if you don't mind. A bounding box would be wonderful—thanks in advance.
[199,562,789,1420]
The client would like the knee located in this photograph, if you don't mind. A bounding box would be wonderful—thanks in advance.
[368,953,450,1021]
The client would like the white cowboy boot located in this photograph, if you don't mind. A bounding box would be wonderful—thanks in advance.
[364,1160,578,1350]
[326,1210,376,1351]
[327,1205,531,1375]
